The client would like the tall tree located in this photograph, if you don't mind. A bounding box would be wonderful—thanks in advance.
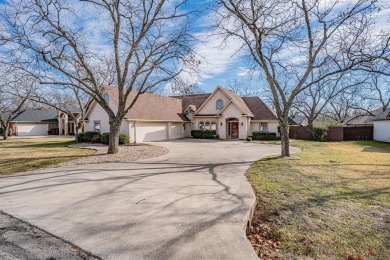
[28,86,90,139]
[216,0,387,156]
[1,0,196,153]
[0,72,35,140]
[294,72,365,128]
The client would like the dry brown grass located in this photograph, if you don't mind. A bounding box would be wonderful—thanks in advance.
[247,140,390,259]
[0,137,94,175]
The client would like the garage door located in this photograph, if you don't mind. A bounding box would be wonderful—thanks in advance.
[136,123,167,142]
[170,123,182,139]
[18,124,48,136]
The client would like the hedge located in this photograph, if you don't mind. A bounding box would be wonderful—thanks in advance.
[101,132,130,145]
[77,131,100,142]
[252,131,277,140]
[313,127,327,141]
[191,130,216,139]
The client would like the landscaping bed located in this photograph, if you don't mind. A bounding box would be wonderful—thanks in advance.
[61,143,168,165]
[246,140,390,259]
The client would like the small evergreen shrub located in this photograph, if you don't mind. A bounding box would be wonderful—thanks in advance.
[91,134,102,143]
[119,134,130,144]
[246,136,252,141]
[313,127,327,141]
[101,133,110,144]
[100,133,130,144]
[77,131,100,142]
[191,130,216,139]
[252,131,277,140]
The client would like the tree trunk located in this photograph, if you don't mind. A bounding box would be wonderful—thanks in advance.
[107,118,121,154]
[279,119,290,157]
[2,122,9,140]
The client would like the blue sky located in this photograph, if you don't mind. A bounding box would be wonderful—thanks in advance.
[1,0,388,96]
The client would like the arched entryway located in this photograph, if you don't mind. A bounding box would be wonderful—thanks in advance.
[227,118,239,139]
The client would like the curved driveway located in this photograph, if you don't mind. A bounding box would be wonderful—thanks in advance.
[0,139,299,260]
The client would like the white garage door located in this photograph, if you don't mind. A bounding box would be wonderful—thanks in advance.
[136,123,167,142]
[18,124,48,136]
[170,123,183,139]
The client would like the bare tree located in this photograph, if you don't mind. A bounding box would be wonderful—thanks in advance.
[1,0,196,153]
[0,73,34,140]
[226,77,259,97]
[216,0,387,157]
[323,87,362,123]
[28,86,90,139]
[294,72,365,128]
[358,73,390,113]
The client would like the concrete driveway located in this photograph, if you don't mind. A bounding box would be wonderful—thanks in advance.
[0,139,299,259]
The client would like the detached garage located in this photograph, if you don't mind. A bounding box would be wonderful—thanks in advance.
[9,110,59,136]
[373,109,390,143]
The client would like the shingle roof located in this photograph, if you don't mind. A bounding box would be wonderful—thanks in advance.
[173,93,211,111]
[345,108,383,125]
[373,108,390,121]
[289,115,307,125]
[99,86,278,122]
[242,97,278,121]
[11,109,58,123]
[103,86,189,122]
[218,88,253,116]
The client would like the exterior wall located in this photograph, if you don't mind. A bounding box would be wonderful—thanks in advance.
[220,103,248,139]
[374,121,390,143]
[86,98,128,134]
[250,121,279,135]
[197,89,230,115]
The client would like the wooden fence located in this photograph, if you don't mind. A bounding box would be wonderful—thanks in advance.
[289,126,373,141]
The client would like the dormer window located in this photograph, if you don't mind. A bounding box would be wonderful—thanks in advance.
[216,99,223,110]
[103,93,109,102]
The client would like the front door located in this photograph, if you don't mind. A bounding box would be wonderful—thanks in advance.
[231,122,239,139]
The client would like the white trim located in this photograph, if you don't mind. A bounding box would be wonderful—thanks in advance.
[194,86,230,115]
[124,119,189,123]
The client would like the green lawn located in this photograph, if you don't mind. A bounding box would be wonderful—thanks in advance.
[0,137,94,175]
[247,140,390,259]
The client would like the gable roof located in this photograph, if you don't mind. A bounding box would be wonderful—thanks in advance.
[11,109,58,123]
[173,93,211,112]
[220,87,254,116]
[242,97,278,121]
[288,115,307,125]
[345,108,383,125]
[373,108,390,121]
[101,86,189,122]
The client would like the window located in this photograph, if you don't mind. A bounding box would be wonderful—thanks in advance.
[94,121,101,132]
[199,121,204,130]
[216,99,223,110]
[211,121,217,130]
[103,93,109,102]
[260,123,268,132]
[205,121,211,130]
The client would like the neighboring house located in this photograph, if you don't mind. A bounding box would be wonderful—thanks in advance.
[288,115,308,126]
[85,86,279,143]
[344,108,382,127]
[5,109,81,136]
[373,108,390,143]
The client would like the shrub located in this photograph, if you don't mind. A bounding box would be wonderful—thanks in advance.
[91,134,102,143]
[119,133,130,144]
[101,133,110,144]
[77,131,100,142]
[252,131,277,140]
[100,133,130,145]
[246,136,252,141]
[191,130,216,139]
[313,127,327,141]
[48,128,59,135]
